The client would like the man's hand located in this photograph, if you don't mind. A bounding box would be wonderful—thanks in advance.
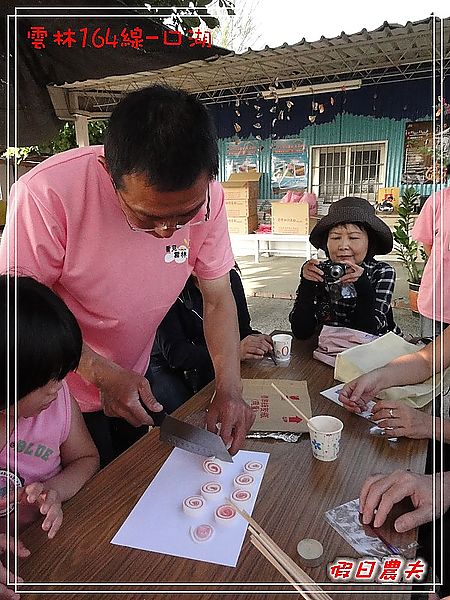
[77,344,163,427]
[22,483,63,539]
[359,470,437,532]
[301,259,324,283]
[206,389,255,455]
[339,260,364,285]
[0,534,30,600]
[339,371,384,413]
[371,400,433,439]
[98,364,163,427]
[240,334,273,360]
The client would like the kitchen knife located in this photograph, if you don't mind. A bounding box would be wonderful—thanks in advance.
[145,407,233,463]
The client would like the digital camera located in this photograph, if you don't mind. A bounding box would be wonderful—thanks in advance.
[320,260,347,284]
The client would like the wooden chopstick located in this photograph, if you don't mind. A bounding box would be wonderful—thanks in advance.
[250,535,310,599]
[271,382,312,426]
[249,526,327,600]
[228,499,332,600]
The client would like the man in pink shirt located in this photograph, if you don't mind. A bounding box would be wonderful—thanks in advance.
[0,85,254,466]
[412,187,449,338]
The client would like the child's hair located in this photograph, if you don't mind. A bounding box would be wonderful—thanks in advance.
[327,222,377,259]
[1,275,82,408]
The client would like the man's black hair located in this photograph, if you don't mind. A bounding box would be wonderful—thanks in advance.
[104,85,219,192]
[0,275,82,408]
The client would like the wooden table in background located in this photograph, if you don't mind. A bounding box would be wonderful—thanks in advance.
[19,337,428,599]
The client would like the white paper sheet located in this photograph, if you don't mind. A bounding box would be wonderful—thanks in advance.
[320,383,375,420]
[111,448,269,567]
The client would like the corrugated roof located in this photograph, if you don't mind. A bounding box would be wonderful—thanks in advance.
[52,16,449,115]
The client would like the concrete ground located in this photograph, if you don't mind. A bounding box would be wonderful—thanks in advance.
[237,255,420,337]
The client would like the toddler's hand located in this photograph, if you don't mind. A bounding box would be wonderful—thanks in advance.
[23,483,63,539]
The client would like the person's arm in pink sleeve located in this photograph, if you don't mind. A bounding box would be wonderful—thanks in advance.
[411,193,436,247]
[193,182,235,280]
[0,181,65,284]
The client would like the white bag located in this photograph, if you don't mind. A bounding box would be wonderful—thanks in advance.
[334,332,450,408]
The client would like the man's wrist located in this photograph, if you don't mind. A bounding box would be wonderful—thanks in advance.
[77,344,121,388]
[215,380,243,400]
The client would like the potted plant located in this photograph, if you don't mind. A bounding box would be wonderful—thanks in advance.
[392,187,425,313]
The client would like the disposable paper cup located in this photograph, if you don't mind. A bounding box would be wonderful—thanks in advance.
[272,334,292,362]
[307,415,343,462]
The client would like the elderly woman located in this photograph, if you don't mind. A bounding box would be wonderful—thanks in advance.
[289,196,400,339]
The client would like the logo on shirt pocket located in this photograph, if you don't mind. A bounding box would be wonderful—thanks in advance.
[164,241,189,264]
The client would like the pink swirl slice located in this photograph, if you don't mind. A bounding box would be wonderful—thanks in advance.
[234,473,254,488]
[190,523,214,543]
[231,489,251,503]
[244,461,263,474]
[201,482,222,498]
[182,495,205,516]
[215,504,237,522]
[202,459,222,476]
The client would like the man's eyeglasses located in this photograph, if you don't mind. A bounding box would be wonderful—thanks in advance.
[117,185,211,234]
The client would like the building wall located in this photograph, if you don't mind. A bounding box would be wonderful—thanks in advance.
[218,113,437,199]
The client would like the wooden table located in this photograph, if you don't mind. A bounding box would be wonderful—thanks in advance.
[18,337,428,599]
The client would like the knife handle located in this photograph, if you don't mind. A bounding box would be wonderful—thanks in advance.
[140,402,167,427]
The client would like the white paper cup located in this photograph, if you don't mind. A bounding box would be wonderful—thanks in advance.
[307,415,343,462]
[272,334,292,361]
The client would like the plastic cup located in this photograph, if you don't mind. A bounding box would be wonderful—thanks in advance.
[272,334,292,362]
[307,415,343,462]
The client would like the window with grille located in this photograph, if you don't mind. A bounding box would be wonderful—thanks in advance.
[310,142,387,204]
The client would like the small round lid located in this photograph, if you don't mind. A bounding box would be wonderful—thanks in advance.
[296,538,324,564]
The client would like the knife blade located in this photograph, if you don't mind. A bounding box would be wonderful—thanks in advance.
[145,407,233,463]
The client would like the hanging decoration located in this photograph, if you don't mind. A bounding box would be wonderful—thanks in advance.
[234,123,241,133]
[252,101,262,131]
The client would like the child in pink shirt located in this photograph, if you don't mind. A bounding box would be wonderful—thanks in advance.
[1,276,99,598]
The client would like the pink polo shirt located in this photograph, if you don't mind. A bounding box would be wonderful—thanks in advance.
[412,188,450,323]
[0,381,71,530]
[0,146,234,412]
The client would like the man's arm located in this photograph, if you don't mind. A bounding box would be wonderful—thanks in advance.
[198,273,255,454]
[77,343,163,426]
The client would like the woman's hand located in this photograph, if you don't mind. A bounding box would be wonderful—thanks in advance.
[339,260,364,284]
[339,371,384,413]
[371,400,434,439]
[301,259,324,283]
